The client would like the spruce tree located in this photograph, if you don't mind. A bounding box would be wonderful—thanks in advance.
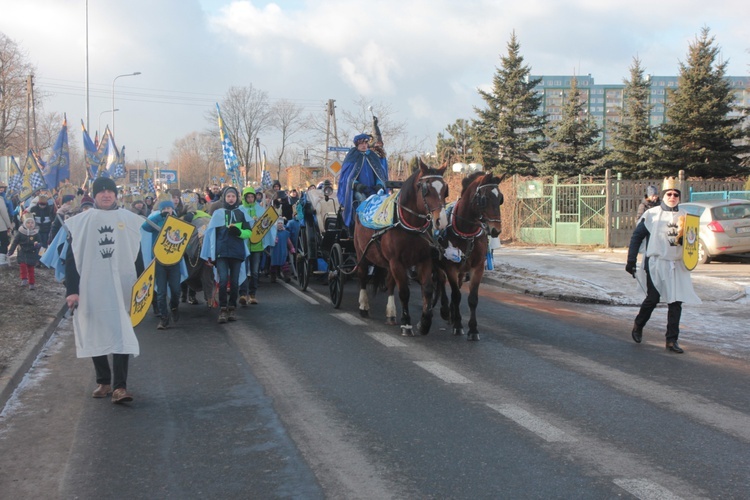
[608,57,657,178]
[473,31,546,176]
[538,76,603,177]
[657,27,750,178]
[436,119,475,167]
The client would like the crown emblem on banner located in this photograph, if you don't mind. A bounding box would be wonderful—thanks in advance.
[662,177,680,193]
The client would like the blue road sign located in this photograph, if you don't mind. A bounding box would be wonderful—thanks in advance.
[327,146,350,152]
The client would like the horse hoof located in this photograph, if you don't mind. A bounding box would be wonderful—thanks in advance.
[401,326,414,337]
[453,328,464,336]
[467,333,480,341]
[440,309,450,321]
[385,316,397,325]
[359,309,369,318]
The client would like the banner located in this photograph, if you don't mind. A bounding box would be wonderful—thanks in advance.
[153,215,196,266]
[249,205,279,245]
[19,151,47,201]
[130,260,155,327]
[216,103,242,186]
[42,115,70,189]
[682,213,700,271]
[81,121,101,179]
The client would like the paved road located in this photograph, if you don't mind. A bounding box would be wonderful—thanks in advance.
[1,273,748,498]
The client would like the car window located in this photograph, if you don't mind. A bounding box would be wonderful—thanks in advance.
[712,203,750,221]
[682,205,705,217]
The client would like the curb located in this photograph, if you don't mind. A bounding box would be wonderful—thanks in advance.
[0,303,68,409]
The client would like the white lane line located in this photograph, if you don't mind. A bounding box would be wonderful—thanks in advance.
[308,288,331,304]
[414,361,472,384]
[280,282,319,304]
[366,332,407,347]
[613,479,683,500]
[332,313,367,326]
[487,404,577,443]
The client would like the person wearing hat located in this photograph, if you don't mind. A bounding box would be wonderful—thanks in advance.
[47,194,76,246]
[142,199,183,330]
[28,193,56,250]
[636,185,660,220]
[200,185,251,323]
[64,176,146,403]
[8,214,42,286]
[625,177,701,354]
[337,132,389,230]
[143,194,156,214]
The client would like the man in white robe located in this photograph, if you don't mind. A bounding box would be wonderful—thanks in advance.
[65,177,145,403]
[625,177,701,354]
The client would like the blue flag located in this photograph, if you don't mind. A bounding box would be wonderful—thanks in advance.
[42,115,70,189]
[7,156,23,196]
[81,120,101,179]
[105,133,126,179]
[216,103,242,186]
[142,160,156,195]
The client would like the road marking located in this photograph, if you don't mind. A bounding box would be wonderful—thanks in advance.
[414,361,472,384]
[613,479,683,500]
[487,404,577,443]
[332,313,367,326]
[308,288,330,304]
[366,332,407,347]
[530,345,750,442]
[280,282,319,304]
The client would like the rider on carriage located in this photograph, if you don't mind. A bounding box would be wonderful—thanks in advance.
[337,116,389,231]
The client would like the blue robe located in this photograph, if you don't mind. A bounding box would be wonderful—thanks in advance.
[337,148,388,227]
[200,208,250,280]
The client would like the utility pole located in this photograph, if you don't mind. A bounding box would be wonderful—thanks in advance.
[255,137,261,182]
[324,99,338,166]
[26,74,39,152]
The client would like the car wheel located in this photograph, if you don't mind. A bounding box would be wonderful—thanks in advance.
[698,240,711,265]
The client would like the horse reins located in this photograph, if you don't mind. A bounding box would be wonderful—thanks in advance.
[397,175,445,233]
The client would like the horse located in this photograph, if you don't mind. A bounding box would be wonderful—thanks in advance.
[182,215,216,305]
[434,171,504,341]
[353,159,449,336]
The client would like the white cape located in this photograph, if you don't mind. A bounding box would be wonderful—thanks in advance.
[66,208,144,358]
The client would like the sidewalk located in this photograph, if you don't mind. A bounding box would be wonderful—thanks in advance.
[484,245,748,306]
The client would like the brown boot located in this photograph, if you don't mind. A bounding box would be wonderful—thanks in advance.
[92,384,112,398]
[227,307,237,322]
[218,307,228,324]
[111,388,134,404]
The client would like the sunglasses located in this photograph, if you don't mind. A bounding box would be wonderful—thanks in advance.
[665,192,680,198]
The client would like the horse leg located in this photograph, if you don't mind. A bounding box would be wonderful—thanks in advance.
[416,261,435,336]
[391,264,413,336]
[448,268,464,336]
[466,267,483,341]
[434,267,450,321]
[357,263,370,318]
[385,272,397,325]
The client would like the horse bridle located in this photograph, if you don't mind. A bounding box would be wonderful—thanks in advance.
[398,174,446,232]
[472,183,502,224]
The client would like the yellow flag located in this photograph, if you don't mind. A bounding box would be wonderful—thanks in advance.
[682,213,700,271]
[153,215,196,266]
[249,206,279,245]
[130,260,156,327]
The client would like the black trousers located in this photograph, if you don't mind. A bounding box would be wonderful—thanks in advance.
[92,354,129,390]
[634,270,682,343]
[0,230,9,254]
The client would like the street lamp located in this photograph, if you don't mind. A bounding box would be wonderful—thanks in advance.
[112,71,141,137]
[99,108,118,136]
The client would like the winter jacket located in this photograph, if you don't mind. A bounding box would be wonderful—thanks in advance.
[8,224,42,265]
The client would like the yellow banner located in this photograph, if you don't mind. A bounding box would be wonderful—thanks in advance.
[249,206,279,245]
[153,215,196,266]
[682,213,700,271]
[130,260,155,327]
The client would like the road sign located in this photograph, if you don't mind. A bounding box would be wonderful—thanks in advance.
[328,160,342,176]
[327,146,350,152]
[159,170,178,183]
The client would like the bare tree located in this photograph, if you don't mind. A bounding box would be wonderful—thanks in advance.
[0,33,35,156]
[170,131,223,190]
[207,85,272,184]
[270,99,307,179]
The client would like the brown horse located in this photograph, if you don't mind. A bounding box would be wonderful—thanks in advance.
[435,171,504,341]
[353,159,449,336]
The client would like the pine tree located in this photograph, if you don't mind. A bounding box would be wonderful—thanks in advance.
[657,27,750,178]
[607,57,657,178]
[538,76,603,177]
[436,119,475,167]
[473,31,546,176]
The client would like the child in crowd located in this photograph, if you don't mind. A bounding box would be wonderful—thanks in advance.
[8,214,42,289]
[269,218,295,283]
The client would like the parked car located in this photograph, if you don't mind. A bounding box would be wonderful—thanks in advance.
[681,199,750,264]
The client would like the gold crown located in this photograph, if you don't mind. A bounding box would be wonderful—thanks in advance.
[662,177,680,193]
[58,183,77,197]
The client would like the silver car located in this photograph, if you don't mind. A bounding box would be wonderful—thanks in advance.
[681,199,750,264]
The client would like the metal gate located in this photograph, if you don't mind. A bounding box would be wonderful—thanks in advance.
[518,175,606,245]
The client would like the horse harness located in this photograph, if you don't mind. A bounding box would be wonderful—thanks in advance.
[444,183,501,264]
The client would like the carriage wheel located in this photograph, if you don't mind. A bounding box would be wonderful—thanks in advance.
[296,227,311,291]
[328,243,344,309]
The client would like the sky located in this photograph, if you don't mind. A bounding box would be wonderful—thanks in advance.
[1,0,748,169]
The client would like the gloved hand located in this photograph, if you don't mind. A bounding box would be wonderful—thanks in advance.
[625,262,636,278]
[228,224,241,237]
[354,182,367,194]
